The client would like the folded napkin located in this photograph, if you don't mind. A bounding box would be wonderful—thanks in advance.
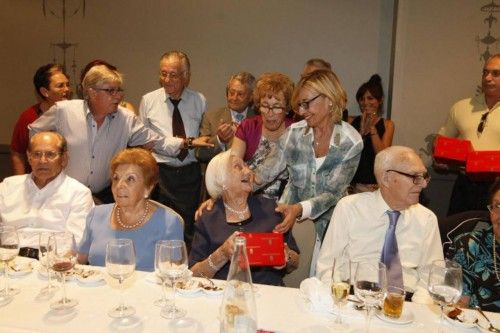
[299,277,333,313]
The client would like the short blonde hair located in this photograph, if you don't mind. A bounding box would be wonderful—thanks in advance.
[205,150,231,199]
[291,69,346,124]
[82,65,123,99]
[110,148,159,189]
[253,72,294,111]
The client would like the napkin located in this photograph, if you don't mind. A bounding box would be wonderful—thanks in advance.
[299,277,333,313]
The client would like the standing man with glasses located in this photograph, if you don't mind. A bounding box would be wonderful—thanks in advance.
[317,146,443,303]
[0,132,94,258]
[437,54,500,215]
[196,72,256,163]
[30,64,211,204]
[139,51,208,248]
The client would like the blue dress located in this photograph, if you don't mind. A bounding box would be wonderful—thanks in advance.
[78,203,184,272]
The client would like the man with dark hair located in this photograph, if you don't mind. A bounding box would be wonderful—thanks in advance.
[10,64,71,174]
[437,54,500,215]
[0,132,94,257]
[139,51,208,247]
[196,71,256,162]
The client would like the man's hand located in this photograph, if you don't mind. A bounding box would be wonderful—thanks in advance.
[216,119,236,144]
[273,203,302,233]
[195,198,216,221]
[192,136,214,148]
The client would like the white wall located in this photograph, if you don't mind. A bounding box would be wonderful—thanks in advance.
[392,0,497,165]
[0,0,394,144]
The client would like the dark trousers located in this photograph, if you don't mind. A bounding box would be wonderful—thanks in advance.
[155,162,202,249]
[447,173,492,216]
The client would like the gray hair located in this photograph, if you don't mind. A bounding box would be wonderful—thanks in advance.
[374,146,417,183]
[226,71,256,94]
[82,65,123,99]
[205,150,232,199]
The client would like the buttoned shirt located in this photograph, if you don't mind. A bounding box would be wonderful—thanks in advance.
[316,190,443,300]
[254,120,363,240]
[439,93,500,150]
[29,99,183,193]
[139,87,207,167]
[0,172,94,248]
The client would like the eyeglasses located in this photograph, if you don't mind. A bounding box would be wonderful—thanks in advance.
[297,94,322,110]
[95,87,124,96]
[259,104,286,115]
[477,112,490,136]
[482,69,500,78]
[29,151,62,161]
[487,203,500,214]
[387,169,431,185]
[159,71,185,80]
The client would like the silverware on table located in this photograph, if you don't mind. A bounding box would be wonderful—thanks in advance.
[475,306,500,333]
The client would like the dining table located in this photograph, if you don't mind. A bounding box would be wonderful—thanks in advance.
[0,258,498,333]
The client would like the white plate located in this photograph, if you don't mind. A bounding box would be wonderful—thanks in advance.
[376,308,414,325]
[76,268,104,286]
[6,257,35,277]
[200,280,225,296]
[176,278,202,295]
[444,307,478,329]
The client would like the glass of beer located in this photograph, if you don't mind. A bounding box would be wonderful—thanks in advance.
[383,286,405,318]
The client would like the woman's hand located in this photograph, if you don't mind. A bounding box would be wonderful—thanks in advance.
[219,231,240,258]
[194,198,216,221]
[273,243,299,272]
[274,203,302,233]
[192,136,215,148]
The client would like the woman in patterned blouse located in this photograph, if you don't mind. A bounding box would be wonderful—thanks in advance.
[453,179,500,312]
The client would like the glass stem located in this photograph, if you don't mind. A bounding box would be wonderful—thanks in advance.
[161,279,168,307]
[118,278,125,313]
[335,302,343,324]
[60,272,67,305]
[47,265,52,289]
[3,262,9,297]
[171,277,177,311]
[438,304,444,333]
[365,305,374,333]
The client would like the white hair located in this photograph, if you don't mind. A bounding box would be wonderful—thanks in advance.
[374,146,417,183]
[205,150,232,199]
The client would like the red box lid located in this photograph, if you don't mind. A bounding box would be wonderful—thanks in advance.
[466,151,500,174]
[433,135,472,165]
[240,232,285,267]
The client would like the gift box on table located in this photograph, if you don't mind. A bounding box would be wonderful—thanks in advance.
[240,232,285,267]
[433,135,472,166]
[465,151,500,181]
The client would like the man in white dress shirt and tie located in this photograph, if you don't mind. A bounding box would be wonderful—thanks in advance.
[196,72,256,163]
[139,51,207,247]
[316,146,443,302]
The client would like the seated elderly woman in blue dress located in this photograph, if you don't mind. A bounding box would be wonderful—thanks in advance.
[77,148,184,271]
[189,151,299,286]
[453,179,500,312]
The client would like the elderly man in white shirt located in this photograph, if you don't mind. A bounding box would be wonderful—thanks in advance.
[316,146,443,303]
[0,132,94,258]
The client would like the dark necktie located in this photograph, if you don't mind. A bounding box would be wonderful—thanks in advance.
[234,112,245,123]
[381,210,404,289]
[170,98,188,161]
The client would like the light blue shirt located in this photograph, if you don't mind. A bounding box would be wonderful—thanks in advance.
[78,204,184,272]
[139,88,207,166]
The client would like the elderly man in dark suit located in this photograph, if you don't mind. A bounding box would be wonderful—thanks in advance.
[196,72,256,162]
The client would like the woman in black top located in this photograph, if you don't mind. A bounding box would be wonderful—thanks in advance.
[349,74,395,193]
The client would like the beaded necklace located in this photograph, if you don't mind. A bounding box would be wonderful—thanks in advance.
[115,201,150,229]
[223,202,249,220]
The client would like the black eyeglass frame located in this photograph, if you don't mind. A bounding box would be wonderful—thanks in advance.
[386,169,431,185]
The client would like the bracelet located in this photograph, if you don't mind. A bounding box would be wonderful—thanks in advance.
[207,254,218,271]
[187,137,194,149]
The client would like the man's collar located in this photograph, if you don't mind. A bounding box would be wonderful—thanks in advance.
[28,171,66,190]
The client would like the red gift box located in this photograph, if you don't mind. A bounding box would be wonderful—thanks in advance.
[240,232,285,267]
[465,151,500,181]
[433,135,472,166]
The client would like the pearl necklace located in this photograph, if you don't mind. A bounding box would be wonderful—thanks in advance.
[223,202,249,220]
[115,201,150,229]
[493,234,499,282]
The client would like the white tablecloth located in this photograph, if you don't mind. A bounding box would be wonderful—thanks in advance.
[0,262,498,333]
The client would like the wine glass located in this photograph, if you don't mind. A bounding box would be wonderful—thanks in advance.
[38,232,59,295]
[154,240,172,308]
[105,238,136,318]
[353,261,387,333]
[156,239,188,319]
[48,232,78,310]
[0,225,20,303]
[427,259,462,333]
[330,256,350,329]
